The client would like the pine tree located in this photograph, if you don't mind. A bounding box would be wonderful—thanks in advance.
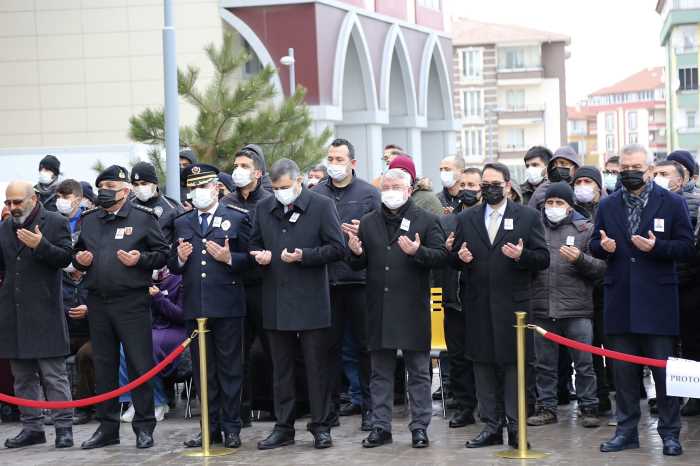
[129,32,331,177]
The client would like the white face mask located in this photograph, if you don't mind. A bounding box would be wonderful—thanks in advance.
[327,163,349,182]
[603,173,618,192]
[38,170,54,185]
[381,189,408,210]
[440,170,456,189]
[654,176,671,191]
[545,206,568,223]
[574,185,596,203]
[274,185,300,206]
[191,187,215,210]
[80,199,92,209]
[232,168,253,188]
[134,184,157,202]
[56,197,75,216]
[526,166,544,185]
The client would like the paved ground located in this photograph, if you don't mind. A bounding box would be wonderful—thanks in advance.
[1,393,699,466]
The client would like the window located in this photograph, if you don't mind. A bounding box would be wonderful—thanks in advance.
[606,134,615,152]
[504,128,525,149]
[627,111,638,131]
[462,90,483,120]
[506,89,526,110]
[628,133,638,144]
[568,120,587,135]
[418,0,440,9]
[605,113,615,132]
[461,48,482,80]
[688,111,697,128]
[679,67,699,90]
[243,41,262,76]
[498,46,541,70]
[463,128,483,157]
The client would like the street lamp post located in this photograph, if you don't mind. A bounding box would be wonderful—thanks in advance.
[280,48,296,96]
[163,0,180,200]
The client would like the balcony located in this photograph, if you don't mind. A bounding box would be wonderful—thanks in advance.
[497,105,545,122]
[496,67,544,82]
[498,145,528,158]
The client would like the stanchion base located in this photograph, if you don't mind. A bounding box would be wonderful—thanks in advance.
[182,447,237,457]
[495,449,548,459]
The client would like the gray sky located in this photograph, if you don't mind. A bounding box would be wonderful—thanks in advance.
[449,0,665,105]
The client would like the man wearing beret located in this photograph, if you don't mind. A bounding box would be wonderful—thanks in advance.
[131,161,183,245]
[169,164,252,449]
[73,165,169,450]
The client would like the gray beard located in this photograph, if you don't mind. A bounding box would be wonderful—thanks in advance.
[12,213,29,225]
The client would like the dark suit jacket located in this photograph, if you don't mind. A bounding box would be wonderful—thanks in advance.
[450,200,549,364]
[348,199,447,351]
[168,203,251,320]
[590,183,694,336]
[0,206,72,359]
[250,188,345,331]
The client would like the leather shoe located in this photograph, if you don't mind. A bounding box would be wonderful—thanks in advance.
[55,427,73,449]
[600,434,639,452]
[183,431,223,448]
[362,427,392,448]
[81,429,119,450]
[449,409,475,428]
[339,402,361,416]
[257,430,295,450]
[313,431,332,449]
[360,410,373,432]
[465,430,503,448]
[73,410,92,425]
[411,429,429,448]
[662,437,683,456]
[507,430,530,450]
[224,432,241,449]
[4,430,46,449]
[136,431,153,449]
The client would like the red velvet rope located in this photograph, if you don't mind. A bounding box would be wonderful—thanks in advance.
[537,328,667,368]
[0,339,190,409]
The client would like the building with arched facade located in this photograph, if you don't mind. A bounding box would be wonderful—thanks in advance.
[223,0,459,184]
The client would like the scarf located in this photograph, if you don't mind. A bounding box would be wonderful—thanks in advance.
[382,198,412,241]
[622,181,653,237]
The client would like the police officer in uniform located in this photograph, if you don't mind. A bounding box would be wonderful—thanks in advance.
[130,161,183,244]
[170,164,252,449]
[73,165,169,450]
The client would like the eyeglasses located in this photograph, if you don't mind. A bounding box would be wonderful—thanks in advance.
[3,196,29,207]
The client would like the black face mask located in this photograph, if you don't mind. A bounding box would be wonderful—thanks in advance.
[97,188,121,209]
[619,170,646,191]
[482,185,505,206]
[459,189,479,207]
[548,166,572,183]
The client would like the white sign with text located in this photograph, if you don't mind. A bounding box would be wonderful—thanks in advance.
[667,358,700,398]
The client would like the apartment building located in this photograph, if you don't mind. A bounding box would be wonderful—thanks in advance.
[451,18,569,179]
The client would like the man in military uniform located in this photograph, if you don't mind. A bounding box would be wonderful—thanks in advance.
[131,161,183,245]
[169,164,251,449]
[73,165,169,450]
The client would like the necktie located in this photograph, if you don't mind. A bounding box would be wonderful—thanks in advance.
[200,213,209,235]
[487,209,500,244]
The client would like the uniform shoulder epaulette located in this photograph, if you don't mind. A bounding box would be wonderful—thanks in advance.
[226,204,249,214]
[82,207,100,216]
[132,203,157,216]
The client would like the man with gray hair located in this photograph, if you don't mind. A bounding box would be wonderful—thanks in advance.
[347,168,447,449]
[591,144,694,456]
[250,158,345,450]
[0,180,74,449]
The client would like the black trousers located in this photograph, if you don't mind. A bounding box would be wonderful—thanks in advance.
[186,317,243,435]
[607,334,680,440]
[443,307,476,411]
[267,328,332,434]
[592,286,611,400]
[474,362,517,434]
[680,282,700,361]
[328,285,370,411]
[87,291,155,436]
[241,284,272,417]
